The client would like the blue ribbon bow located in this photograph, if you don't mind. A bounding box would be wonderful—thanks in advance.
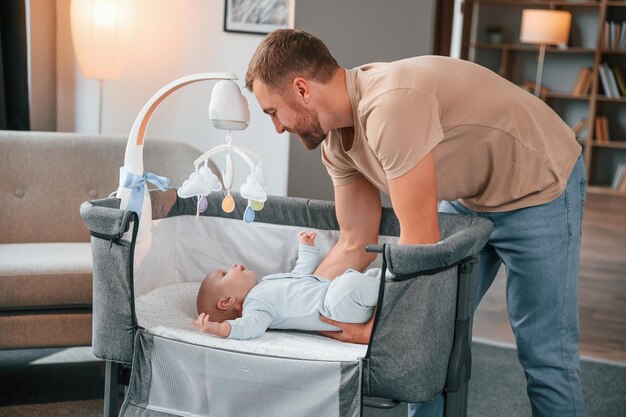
[120,169,170,218]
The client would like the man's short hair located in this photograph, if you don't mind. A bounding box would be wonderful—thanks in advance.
[245,29,339,92]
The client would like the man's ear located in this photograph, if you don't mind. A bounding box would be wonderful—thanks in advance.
[216,296,235,310]
[292,77,311,103]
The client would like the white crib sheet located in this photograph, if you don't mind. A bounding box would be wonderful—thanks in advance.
[135,282,368,362]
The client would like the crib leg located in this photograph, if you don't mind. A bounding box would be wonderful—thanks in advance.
[104,361,121,417]
[444,367,469,417]
[444,258,476,417]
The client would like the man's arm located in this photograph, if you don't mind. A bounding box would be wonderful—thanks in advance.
[388,151,440,245]
[318,152,439,344]
[314,176,382,280]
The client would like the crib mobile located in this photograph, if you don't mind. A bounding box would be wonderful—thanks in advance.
[116,73,266,240]
[177,132,267,223]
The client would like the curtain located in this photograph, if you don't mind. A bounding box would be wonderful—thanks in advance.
[0,0,30,130]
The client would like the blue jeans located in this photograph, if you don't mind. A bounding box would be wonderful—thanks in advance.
[409,156,587,417]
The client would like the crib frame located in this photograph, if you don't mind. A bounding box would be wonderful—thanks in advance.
[81,190,493,417]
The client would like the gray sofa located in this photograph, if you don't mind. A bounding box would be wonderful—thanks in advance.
[0,130,211,349]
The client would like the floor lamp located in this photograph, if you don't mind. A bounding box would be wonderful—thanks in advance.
[520,9,572,97]
[70,0,136,133]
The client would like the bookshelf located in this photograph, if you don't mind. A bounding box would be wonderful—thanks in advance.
[461,0,626,195]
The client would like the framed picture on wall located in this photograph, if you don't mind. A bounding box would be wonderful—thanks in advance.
[224,0,295,35]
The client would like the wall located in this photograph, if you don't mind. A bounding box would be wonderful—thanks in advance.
[54,0,288,196]
[288,0,437,202]
[35,0,438,200]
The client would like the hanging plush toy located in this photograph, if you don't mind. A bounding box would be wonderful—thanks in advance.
[177,133,267,224]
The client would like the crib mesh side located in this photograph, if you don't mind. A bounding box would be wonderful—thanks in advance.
[121,331,361,417]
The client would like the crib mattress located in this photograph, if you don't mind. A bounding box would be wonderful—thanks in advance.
[135,282,368,362]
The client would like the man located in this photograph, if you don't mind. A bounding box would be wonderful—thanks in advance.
[245,29,585,417]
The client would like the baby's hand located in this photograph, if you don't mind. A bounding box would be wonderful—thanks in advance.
[298,231,317,246]
[193,312,230,337]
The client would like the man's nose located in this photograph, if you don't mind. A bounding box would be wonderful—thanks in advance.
[272,118,286,134]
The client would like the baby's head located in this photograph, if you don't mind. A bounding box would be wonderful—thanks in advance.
[196,264,258,322]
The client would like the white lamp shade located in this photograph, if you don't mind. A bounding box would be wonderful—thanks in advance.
[520,9,571,45]
[70,0,135,80]
[209,80,250,130]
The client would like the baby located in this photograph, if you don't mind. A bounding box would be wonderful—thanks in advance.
[194,231,381,340]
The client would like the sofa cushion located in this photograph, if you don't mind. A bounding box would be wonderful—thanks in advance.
[0,313,92,349]
[0,243,92,310]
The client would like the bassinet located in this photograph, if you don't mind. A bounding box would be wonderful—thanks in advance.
[80,189,492,417]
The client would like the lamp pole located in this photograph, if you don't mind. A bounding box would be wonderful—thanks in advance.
[534,43,546,97]
[98,79,104,134]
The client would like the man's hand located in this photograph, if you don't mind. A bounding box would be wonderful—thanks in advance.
[317,313,375,344]
[193,312,231,338]
[298,231,317,246]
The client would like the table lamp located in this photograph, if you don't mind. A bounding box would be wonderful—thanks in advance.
[520,9,572,97]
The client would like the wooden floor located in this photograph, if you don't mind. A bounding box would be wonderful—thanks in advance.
[473,192,626,364]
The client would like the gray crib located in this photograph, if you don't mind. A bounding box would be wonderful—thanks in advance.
[80,189,492,417]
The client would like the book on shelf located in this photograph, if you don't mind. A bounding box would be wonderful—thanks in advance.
[608,66,620,98]
[594,117,602,142]
[599,63,611,97]
[594,115,610,142]
[612,162,626,190]
[605,21,626,50]
[571,67,592,96]
[614,67,626,96]
[599,62,621,98]
[601,116,609,142]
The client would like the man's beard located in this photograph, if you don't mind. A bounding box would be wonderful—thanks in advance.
[291,100,327,150]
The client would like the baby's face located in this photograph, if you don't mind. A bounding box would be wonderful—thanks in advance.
[206,264,258,298]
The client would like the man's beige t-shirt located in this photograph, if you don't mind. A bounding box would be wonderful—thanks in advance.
[321,56,581,212]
